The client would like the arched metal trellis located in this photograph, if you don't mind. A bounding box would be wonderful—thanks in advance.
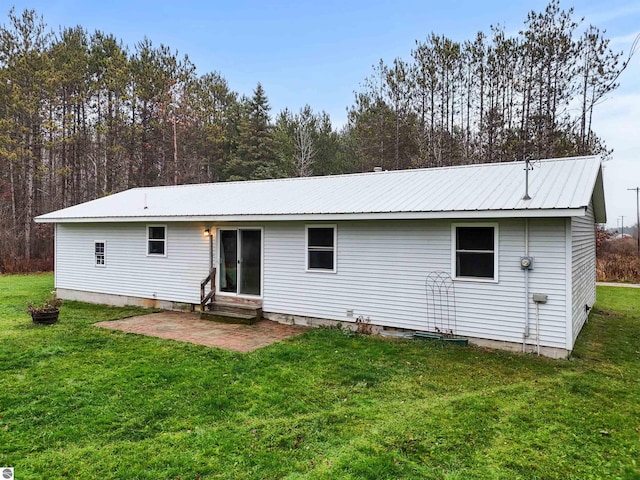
[425,271,457,337]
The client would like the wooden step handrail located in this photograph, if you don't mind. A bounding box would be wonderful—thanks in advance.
[200,267,216,309]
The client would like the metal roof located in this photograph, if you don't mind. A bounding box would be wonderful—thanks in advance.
[35,156,606,223]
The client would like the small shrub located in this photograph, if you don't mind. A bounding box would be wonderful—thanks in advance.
[355,316,372,335]
[27,292,63,314]
[595,225,611,256]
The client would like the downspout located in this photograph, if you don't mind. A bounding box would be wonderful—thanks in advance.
[54,223,58,290]
[209,231,213,270]
[523,219,530,352]
[536,301,541,355]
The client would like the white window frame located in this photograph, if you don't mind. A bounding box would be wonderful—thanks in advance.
[147,224,167,257]
[451,222,499,283]
[305,224,337,273]
[94,240,106,267]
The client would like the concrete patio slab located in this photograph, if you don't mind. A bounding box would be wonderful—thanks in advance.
[95,311,309,352]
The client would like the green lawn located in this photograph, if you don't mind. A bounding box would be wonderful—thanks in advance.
[0,274,639,479]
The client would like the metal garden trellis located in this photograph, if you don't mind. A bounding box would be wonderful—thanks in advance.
[424,271,457,338]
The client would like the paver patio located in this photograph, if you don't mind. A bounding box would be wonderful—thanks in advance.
[95,311,309,352]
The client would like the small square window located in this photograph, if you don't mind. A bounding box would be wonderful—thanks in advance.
[306,225,336,272]
[95,241,106,267]
[147,225,166,256]
[453,225,497,281]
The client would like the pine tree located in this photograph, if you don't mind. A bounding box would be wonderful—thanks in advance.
[0,8,53,261]
[231,83,281,180]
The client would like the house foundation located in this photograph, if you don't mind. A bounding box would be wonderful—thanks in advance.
[263,311,570,359]
[56,288,571,359]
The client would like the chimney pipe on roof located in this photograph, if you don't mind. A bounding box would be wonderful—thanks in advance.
[522,159,532,200]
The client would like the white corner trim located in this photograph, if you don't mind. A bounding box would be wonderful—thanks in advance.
[565,217,574,351]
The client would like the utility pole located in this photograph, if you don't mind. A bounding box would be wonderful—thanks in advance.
[628,187,640,254]
[619,216,625,237]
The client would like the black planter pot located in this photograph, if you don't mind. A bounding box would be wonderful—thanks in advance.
[31,310,59,325]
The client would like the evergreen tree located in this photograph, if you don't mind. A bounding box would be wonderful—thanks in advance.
[347,0,627,171]
[230,83,282,180]
[0,8,53,261]
[88,31,130,194]
[183,71,239,182]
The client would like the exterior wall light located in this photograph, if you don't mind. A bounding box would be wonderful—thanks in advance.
[204,229,210,236]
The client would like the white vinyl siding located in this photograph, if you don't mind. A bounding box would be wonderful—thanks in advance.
[56,222,210,304]
[571,201,596,343]
[263,218,568,349]
[55,218,571,349]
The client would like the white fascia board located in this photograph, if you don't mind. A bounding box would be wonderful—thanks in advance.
[34,207,587,224]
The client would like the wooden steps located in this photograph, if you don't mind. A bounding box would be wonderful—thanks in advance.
[200,301,262,325]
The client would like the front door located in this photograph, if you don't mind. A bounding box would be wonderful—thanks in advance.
[219,229,261,296]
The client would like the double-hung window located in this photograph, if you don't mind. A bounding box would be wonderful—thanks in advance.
[306,225,336,272]
[147,225,167,256]
[94,241,106,267]
[453,224,498,281]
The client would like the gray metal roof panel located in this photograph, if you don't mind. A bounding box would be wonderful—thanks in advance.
[36,156,604,222]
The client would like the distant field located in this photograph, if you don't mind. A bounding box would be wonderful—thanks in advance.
[0,274,638,479]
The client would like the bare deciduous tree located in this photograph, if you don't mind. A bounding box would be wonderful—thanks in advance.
[293,113,315,177]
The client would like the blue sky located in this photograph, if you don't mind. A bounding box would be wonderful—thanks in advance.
[4,0,640,226]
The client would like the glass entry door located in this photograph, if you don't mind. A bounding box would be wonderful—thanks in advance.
[219,229,261,296]
[220,230,238,293]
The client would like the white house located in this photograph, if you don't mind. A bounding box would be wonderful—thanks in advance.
[35,156,605,358]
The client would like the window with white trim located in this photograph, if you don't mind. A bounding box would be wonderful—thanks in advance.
[94,241,106,266]
[453,224,498,280]
[306,225,336,272]
[147,225,167,256]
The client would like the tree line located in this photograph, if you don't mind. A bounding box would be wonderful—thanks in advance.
[0,2,626,269]
[348,0,626,170]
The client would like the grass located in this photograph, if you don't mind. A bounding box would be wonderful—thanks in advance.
[0,274,639,479]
